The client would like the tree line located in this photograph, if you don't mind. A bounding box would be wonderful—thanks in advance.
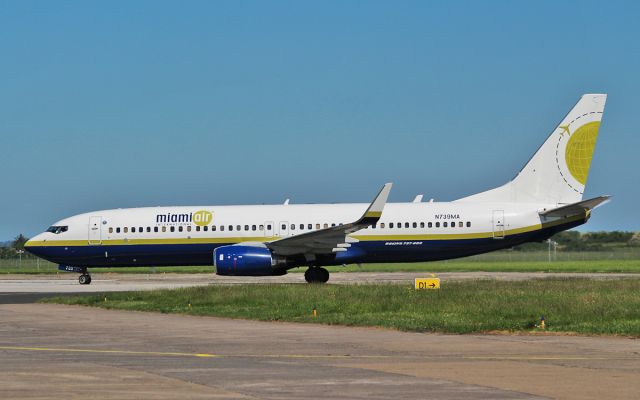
[514,231,640,251]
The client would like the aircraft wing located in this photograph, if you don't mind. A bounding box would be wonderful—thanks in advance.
[266,183,392,257]
[539,195,611,218]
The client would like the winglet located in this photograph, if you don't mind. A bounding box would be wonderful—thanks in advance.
[360,183,392,223]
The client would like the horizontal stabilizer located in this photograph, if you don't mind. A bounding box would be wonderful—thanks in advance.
[539,195,611,218]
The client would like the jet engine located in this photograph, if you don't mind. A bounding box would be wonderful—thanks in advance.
[214,244,283,276]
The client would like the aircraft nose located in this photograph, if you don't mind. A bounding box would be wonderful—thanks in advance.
[23,234,43,256]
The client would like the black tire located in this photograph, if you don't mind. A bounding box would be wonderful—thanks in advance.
[304,268,315,283]
[304,267,329,284]
[319,267,330,283]
[79,274,91,285]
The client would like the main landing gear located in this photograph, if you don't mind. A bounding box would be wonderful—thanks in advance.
[305,267,329,284]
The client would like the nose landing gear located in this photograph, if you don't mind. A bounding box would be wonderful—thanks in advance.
[57,265,92,285]
[304,267,329,284]
[78,273,92,285]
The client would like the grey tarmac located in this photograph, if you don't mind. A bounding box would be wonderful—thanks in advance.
[0,302,639,399]
[1,271,639,296]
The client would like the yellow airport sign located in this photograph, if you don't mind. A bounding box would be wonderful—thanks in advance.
[415,278,440,290]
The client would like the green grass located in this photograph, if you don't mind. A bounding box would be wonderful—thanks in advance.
[319,259,640,273]
[2,252,640,274]
[42,278,640,336]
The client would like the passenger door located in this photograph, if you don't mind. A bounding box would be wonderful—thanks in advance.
[88,216,102,245]
[492,210,505,239]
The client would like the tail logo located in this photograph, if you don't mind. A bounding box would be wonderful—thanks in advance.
[565,121,600,185]
[555,115,602,193]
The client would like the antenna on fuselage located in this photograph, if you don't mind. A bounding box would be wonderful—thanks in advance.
[413,194,424,203]
[283,198,290,205]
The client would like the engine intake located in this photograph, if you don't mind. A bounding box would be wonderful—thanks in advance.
[214,245,277,276]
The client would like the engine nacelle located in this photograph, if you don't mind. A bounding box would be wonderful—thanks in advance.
[214,245,277,276]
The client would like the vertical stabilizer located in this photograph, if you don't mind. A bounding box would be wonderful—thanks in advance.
[456,94,607,205]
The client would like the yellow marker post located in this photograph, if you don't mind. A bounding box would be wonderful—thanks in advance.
[415,278,440,290]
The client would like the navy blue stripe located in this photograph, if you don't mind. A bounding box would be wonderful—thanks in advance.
[26,217,584,269]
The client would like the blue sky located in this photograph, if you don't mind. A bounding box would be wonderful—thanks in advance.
[1,1,638,240]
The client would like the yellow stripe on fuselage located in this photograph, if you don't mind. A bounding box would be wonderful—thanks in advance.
[25,214,586,248]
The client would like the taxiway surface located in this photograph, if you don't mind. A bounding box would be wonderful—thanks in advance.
[1,271,638,297]
[1,303,638,399]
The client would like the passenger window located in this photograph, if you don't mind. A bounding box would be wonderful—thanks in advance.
[170,226,175,232]
[154,227,158,233]
[316,223,321,229]
[428,222,432,228]
[252,225,257,231]
[259,225,264,231]
[413,222,417,228]
[323,223,328,228]
[405,222,410,228]
[146,227,151,233]
[229,225,233,231]
[187,226,192,232]
[139,227,143,233]
[220,225,225,231]
[443,222,448,227]
[397,222,401,228]
[450,222,454,228]
[380,223,385,228]
[300,224,304,230]
[204,226,209,232]
[331,223,336,227]
[282,224,286,230]
[435,222,440,228]
[162,226,166,232]
[291,224,295,230]
[116,227,121,233]
[124,227,129,233]
[308,224,312,230]
[237,225,241,231]
[459,221,463,228]
[196,226,200,232]
[132,227,136,233]
[109,227,113,233]
[390,223,394,228]
[467,221,471,227]
[244,225,249,231]
[420,222,425,228]
[179,226,183,232]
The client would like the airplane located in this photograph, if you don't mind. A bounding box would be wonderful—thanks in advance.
[25,94,609,284]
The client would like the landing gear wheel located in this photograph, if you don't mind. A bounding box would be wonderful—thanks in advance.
[304,267,330,284]
[79,274,92,285]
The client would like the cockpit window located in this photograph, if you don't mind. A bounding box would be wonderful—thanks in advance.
[46,226,68,234]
